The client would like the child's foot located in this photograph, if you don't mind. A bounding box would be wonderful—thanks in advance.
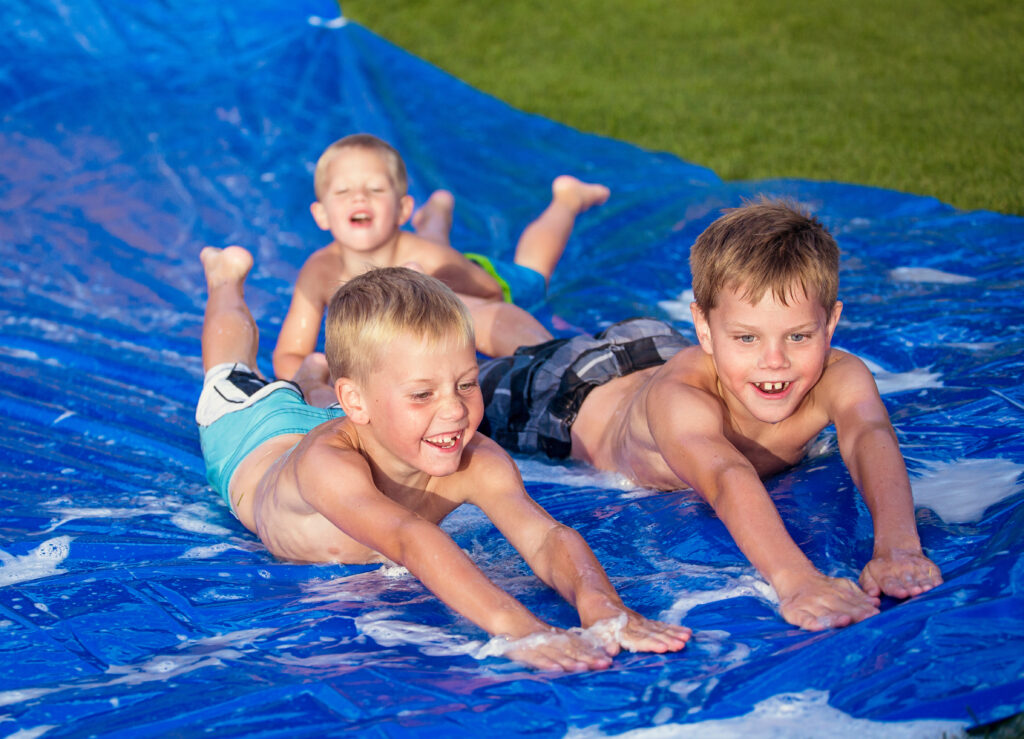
[552,175,610,214]
[200,246,253,289]
[412,189,455,245]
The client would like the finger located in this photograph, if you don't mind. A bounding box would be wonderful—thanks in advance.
[859,568,882,597]
[558,649,611,672]
[510,649,562,673]
[621,630,681,653]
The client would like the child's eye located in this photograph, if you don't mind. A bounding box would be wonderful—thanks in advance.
[411,391,432,401]
[789,333,808,342]
[737,335,756,344]
[458,380,479,393]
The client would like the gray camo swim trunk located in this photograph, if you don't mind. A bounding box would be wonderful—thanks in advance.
[478,318,690,458]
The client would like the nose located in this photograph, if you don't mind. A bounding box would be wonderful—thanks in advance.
[438,392,468,421]
[758,339,790,370]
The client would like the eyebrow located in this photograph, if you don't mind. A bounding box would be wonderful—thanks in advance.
[724,321,822,333]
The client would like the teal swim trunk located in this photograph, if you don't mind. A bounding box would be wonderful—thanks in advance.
[195,363,345,513]
[464,253,547,310]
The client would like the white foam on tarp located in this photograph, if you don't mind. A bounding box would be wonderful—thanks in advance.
[871,367,943,395]
[657,289,696,324]
[355,611,484,657]
[169,512,233,537]
[2,726,58,739]
[181,542,253,559]
[0,536,72,587]
[516,457,635,491]
[567,690,967,738]
[660,573,777,624]
[889,266,976,285]
[355,611,646,661]
[849,354,944,395]
[910,457,1023,523]
[308,15,348,29]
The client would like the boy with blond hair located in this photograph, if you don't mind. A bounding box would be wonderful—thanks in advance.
[272,134,609,379]
[197,246,690,671]
[477,199,943,631]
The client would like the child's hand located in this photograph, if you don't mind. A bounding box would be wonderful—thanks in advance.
[587,610,692,655]
[495,628,614,672]
[859,549,943,599]
[777,572,880,631]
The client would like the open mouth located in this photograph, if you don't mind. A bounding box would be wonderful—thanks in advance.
[423,431,463,450]
[753,381,791,395]
[350,211,371,224]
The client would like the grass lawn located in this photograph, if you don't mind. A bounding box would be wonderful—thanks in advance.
[340,0,1023,215]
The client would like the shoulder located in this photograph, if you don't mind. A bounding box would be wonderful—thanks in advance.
[815,348,884,415]
[819,348,878,394]
[649,349,721,412]
[298,246,346,278]
[448,433,525,502]
[643,349,730,441]
[463,433,521,478]
[293,419,370,484]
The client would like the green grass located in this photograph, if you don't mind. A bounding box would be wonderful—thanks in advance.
[340,0,1023,215]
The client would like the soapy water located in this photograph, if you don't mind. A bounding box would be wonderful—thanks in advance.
[0,537,72,587]
[566,690,967,738]
[354,611,637,661]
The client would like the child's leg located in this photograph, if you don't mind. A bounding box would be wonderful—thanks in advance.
[464,296,553,357]
[411,189,455,246]
[513,176,610,282]
[200,246,260,373]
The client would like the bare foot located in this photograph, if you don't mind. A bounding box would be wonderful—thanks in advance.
[200,246,253,289]
[411,189,455,245]
[551,175,610,214]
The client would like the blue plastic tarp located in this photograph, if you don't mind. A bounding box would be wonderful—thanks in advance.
[1,1,1023,736]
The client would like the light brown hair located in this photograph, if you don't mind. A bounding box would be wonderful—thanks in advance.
[313,133,409,201]
[325,267,474,383]
[689,198,839,315]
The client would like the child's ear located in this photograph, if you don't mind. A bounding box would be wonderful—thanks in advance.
[690,302,714,354]
[310,201,330,231]
[397,194,414,226]
[335,377,370,424]
[826,300,843,341]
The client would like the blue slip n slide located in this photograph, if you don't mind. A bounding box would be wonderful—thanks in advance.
[1,1,1023,736]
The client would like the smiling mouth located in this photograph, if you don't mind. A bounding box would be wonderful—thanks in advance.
[753,381,791,395]
[350,212,371,223]
[423,431,463,450]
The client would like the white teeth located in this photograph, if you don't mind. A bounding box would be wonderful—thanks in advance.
[351,213,370,222]
[755,381,789,392]
[425,432,461,449]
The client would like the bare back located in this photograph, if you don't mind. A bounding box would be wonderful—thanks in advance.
[273,234,502,378]
[228,416,486,564]
[571,346,846,490]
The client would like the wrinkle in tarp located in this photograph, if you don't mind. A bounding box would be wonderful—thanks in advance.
[1,1,1022,736]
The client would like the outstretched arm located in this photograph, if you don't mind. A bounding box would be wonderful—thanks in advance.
[647,380,880,630]
[297,442,614,671]
[272,263,329,380]
[829,356,943,598]
[469,445,691,654]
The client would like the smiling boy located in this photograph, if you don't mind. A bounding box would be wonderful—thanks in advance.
[477,199,943,631]
[197,246,689,670]
[272,134,609,378]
